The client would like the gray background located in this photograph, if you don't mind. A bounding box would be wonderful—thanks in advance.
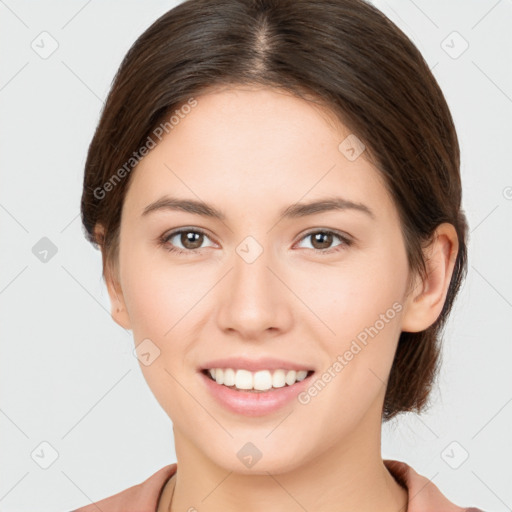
[1,1,511,511]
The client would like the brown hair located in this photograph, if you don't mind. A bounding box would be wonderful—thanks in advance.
[81,0,468,421]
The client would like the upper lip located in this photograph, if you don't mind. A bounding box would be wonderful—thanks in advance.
[200,357,315,372]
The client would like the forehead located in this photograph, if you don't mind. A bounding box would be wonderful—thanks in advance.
[123,86,394,222]
[169,85,349,152]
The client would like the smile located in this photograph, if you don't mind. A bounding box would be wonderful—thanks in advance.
[200,368,316,416]
[203,368,314,392]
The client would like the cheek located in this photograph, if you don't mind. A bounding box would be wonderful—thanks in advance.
[119,247,211,379]
[303,247,408,342]
[302,241,408,401]
[119,254,198,416]
[121,244,205,336]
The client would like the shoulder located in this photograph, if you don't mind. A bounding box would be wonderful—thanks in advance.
[71,463,177,512]
[384,459,486,512]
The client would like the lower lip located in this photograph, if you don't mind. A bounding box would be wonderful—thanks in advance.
[199,370,314,417]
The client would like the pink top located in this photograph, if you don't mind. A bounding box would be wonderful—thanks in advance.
[71,460,484,512]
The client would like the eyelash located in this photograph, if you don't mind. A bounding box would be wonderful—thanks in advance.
[158,227,353,256]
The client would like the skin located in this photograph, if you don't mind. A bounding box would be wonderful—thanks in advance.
[96,85,458,512]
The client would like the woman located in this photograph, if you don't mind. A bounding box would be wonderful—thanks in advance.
[73,0,484,510]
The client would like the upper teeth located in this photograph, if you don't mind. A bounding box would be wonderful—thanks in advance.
[207,368,309,391]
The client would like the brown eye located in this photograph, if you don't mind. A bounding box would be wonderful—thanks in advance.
[161,228,215,254]
[296,230,352,254]
[310,232,334,250]
[178,231,204,250]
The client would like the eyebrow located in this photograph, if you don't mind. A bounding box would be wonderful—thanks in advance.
[141,195,375,220]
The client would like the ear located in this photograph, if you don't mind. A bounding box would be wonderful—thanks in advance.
[401,223,459,333]
[94,223,132,331]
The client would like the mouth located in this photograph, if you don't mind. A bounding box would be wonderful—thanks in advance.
[200,368,315,393]
[199,366,316,416]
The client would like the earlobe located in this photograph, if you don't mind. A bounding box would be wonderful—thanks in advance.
[94,222,132,330]
[105,266,132,331]
[401,223,459,333]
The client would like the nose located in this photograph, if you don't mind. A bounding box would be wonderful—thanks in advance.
[215,242,293,340]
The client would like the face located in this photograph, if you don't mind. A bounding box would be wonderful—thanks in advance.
[109,86,415,473]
